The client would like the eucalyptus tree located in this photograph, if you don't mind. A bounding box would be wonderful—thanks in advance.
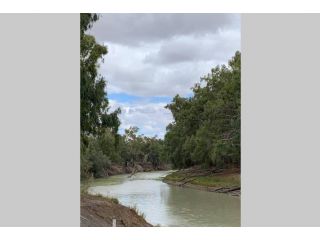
[164,51,241,169]
[80,13,121,179]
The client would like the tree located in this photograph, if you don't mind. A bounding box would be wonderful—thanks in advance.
[80,13,121,179]
[80,13,120,141]
[164,51,241,169]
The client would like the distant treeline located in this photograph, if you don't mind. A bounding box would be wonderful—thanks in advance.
[81,127,166,179]
[80,14,240,179]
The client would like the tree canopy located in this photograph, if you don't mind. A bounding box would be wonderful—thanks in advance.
[80,13,120,140]
[81,14,121,178]
[163,51,241,169]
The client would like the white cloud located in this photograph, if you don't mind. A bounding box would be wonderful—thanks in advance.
[101,29,240,98]
[90,13,240,46]
[109,99,173,139]
[144,29,240,65]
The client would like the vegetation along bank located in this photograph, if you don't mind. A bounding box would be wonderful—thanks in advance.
[163,167,240,197]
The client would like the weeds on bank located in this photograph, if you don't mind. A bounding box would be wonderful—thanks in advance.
[80,176,95,194]
[164,172,185,181]
[191,175,240,187]
[130,204,146,219]
[164,171,240,188]
[109,197,119,204]
[93,193,120,204]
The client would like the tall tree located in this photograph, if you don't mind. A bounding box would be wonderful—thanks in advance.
[80,13,120,143]
[80,14,121,179]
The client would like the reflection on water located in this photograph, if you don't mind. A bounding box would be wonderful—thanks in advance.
[88,171,240,227]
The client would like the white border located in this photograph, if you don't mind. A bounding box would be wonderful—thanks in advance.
[0,0,320,13]
[1,0,319,236]
[0,227,320,239]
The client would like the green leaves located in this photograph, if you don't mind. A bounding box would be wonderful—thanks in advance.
[164,51,241,169]
[120,127,166,168]
[80,14,120,139]
[80,14,121,179]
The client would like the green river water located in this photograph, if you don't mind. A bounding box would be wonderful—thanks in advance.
[88,170,240,227]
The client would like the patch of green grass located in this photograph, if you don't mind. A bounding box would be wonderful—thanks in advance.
[109,197,119,204]
[89,175,126,187]
[86,192,120,205]
[164,172,186,181]
[96,193,119,204]
[164,170,240,188]
[191,174,240,188]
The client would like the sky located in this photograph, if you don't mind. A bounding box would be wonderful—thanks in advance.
[89,13,240,139]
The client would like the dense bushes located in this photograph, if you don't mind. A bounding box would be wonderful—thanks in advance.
[119,127,167,168]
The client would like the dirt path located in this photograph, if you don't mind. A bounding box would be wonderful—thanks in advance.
[81,194,152,227]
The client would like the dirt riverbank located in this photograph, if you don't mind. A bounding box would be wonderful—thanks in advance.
[81,193,152,227]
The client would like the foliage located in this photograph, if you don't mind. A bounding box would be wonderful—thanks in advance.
[164,51,241,169]
[80,13,121,179]
[81,126,167,179]
[80,13,120,140]
[119,127,167,168]
[82,137,111,178]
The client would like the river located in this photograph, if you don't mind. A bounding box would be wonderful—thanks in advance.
[88,170,240,227]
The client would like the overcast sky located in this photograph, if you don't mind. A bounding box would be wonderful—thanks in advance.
[89,13,240,138]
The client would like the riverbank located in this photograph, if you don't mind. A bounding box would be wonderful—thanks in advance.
[163,167,240,197]
[81,193,152,227]
[80,167,169,227]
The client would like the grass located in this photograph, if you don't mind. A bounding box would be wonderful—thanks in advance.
[92,193,120,204]
[130,204,146,219]
[190,174,240,188]
[164,170,240,188]
[86,175,126,187]
[163,171,186,181]
[81,190,120,205]
[108,196,119,204]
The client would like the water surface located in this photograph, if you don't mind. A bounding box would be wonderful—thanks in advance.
[88,171,240,226]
